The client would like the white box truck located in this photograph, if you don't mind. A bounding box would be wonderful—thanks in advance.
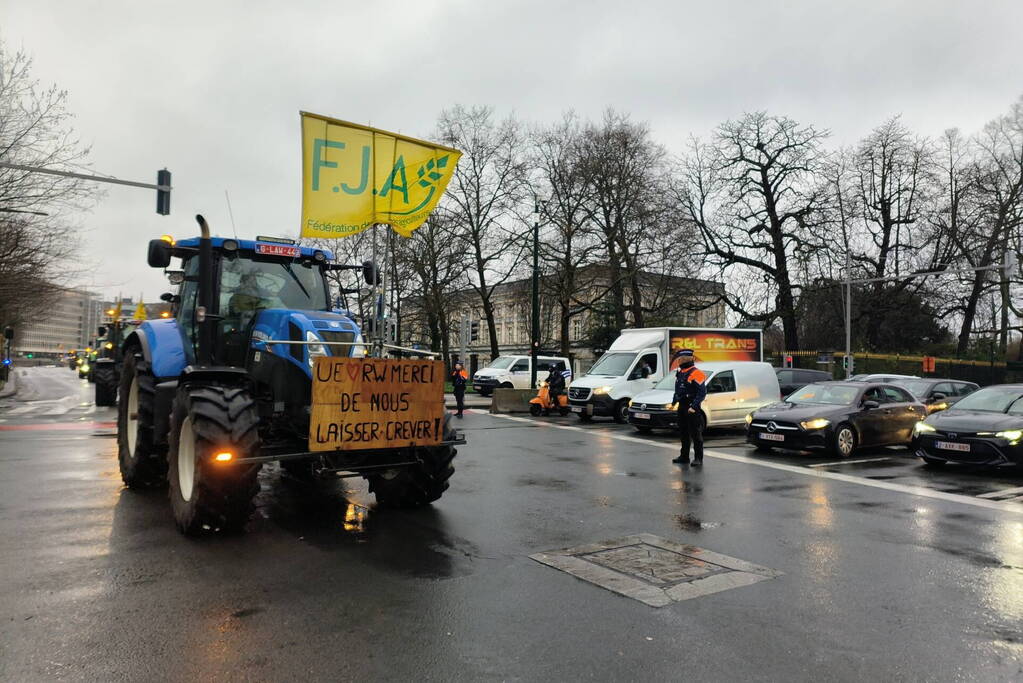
[567,327,763,422]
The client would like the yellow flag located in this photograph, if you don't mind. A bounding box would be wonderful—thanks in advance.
[300,112,461,239]
[133,301,147,321]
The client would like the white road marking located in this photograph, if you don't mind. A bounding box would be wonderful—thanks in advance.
[807,456,894,468]
[482,413,1023,515]
[977,485,1023,499]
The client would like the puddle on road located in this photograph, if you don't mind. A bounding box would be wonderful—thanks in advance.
[675,512,721,531]
[515,475,573,491]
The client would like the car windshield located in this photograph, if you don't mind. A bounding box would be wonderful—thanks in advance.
[950,386,1023,414]
[893,379,932,397]
[587,352,636,377]
[486,356,517,370]
[786,384,859,405]
[221,256,328,311]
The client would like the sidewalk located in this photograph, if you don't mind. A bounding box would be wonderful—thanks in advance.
[444,393,491,410]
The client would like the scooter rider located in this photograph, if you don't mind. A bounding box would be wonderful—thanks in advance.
[545,363,566,407]
[671,349,707,467]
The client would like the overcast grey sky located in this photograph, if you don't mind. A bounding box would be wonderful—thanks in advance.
[3,0,1022,301]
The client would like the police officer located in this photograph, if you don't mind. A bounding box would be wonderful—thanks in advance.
[451,362,468,418]
[671,349,707,466]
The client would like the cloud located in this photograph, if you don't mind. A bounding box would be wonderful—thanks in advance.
[2,0,1021,300]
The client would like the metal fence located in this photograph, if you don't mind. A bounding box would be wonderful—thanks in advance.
[773,350,1021,387]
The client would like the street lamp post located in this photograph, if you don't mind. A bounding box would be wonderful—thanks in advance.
[530,200,545,390]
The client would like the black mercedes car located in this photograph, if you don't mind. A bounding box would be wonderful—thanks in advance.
[913,384,1023,469]
[746,381,926,457]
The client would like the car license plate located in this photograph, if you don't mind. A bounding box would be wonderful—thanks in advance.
[759,433,785,442]
[935,441,970,452]
[571,406,582,413]
[634,412,650,419]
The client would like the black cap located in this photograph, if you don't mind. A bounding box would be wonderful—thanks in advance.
[674,348,695,359]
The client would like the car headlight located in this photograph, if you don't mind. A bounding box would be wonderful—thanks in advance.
[745,413,753,426]
[995,430,1022,443]
[593,385,613,395]
[628,399,634,407]
[800,418,830,430]
[306,330,328,368]
[914,422,936,435]
[664,403,677,410]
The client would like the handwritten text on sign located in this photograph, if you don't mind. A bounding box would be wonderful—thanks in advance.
[309,358,445,451]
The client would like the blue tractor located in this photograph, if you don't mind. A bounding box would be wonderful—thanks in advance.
[118,216,458,534]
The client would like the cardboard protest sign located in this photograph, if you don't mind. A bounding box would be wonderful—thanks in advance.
[309,357,445,451]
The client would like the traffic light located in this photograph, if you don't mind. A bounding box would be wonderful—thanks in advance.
[470,320,480,342]
[156,169,171,215]
[842,354,854,372]
[783,355,793,368]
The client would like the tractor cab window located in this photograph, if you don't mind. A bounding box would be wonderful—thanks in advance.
[220,256,328,316]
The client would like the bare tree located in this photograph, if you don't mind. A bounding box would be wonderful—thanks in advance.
[578,110,667,329]
[677,112,832,350]
[531,113,603,354]
[436,105,529,360]
[394,214,466,359]
[954,97,1023,354]
[0,42,94,333]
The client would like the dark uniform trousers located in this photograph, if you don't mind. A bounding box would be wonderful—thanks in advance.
[678,406,704,461]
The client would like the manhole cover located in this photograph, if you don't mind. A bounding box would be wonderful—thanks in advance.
[530,534,781,607]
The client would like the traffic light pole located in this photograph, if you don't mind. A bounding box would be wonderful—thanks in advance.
[0,162,171,214]
[842,252,1018,378]
[530,210,540,391]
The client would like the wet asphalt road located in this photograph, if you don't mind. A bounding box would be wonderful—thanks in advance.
[1,369,1022,681]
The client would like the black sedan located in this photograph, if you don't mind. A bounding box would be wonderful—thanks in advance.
[892,378,979,414]
[746,382,926,457]
[913,384,1023,469]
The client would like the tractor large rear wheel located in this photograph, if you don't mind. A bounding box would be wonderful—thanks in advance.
[94,361,118,407]
[167,385,262,535]
[369,415,457,509]
[117,352,165,488]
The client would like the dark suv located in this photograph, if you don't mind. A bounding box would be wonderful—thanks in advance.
[776,368,833,397]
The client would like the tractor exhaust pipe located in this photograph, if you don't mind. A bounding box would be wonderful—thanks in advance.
[195,214,213,366]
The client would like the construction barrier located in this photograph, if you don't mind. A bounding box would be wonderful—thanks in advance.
[490,388,535,414]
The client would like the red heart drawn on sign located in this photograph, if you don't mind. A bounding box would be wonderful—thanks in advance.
[346,362,360,382]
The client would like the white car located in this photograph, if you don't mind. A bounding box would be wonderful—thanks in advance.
[626,361,782,432]
[472,355,571,396]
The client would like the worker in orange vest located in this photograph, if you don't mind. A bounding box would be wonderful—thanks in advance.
[451,361,468,418]
[671,349,707,466]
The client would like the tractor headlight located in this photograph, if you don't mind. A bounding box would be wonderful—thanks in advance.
[306,330,328,368]
[914,422,936,435]
[351,332,366,358]
[80,363,90,373]
[800,418,831,430]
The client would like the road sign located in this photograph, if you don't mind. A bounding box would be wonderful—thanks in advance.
[309,357,445,451]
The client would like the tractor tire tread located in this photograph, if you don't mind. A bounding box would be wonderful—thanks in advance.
[168,384,261,535]
[117,352,166,488]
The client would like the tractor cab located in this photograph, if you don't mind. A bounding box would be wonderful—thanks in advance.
[147,234,364,373]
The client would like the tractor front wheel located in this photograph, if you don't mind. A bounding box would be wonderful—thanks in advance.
[167,385,261,534]
[369,415,457,509]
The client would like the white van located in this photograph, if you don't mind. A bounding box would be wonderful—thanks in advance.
[566,326,763,423]
[472,355,572,396]
[626,362,781,432]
